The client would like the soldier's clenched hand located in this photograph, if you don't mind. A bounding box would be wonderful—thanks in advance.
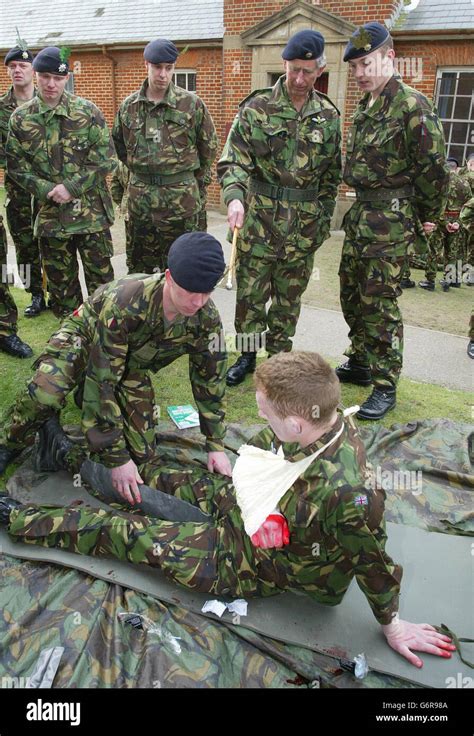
[207,451,232,477]
[422,221,436,234]
[110,459,143,505]
[382,616,455,668]
[227,200,245,230]
[47,184,74,204]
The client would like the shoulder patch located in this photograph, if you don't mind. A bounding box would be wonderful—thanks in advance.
[239,87,273,108]
[316,91,340,116]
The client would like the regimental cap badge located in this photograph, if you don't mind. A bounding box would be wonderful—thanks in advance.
[353,27,372,53]
[58,63,67,73]
[305,51,313,59]
[21,51,29,59]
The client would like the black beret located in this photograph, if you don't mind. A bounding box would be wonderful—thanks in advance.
[282,30,324,61]
[5,46,34,65]
[144,38,178,64]
[447,157,459,167]
[343,22,390,63]
[33,47,69,75]
[168,232,225,293]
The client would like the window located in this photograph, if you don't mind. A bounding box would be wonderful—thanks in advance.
[435,69,474,165]
[173,70,196,92]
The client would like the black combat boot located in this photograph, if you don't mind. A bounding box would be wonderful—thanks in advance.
[226,352,257,386]
[439,279,450,292]
[335,360,372,386]
[0,493,23,525]
[357,387,396,421]
[0,334,33,358]
[0,446,22,475]
[35,416,74,472]
[400,278,416,288]
[418,280,435,291]
[24,294,48,318]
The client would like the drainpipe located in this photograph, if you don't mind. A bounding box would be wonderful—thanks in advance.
[102,45,117,113]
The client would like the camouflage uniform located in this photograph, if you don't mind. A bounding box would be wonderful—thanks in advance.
[0,213,17,338]
[110,160,132,271]
[112,80,218,274]
[217,77,341,355]
[6,91,116,318]
[0,86,43,298]
[8,412,402,625]
[340,74,448,389]
[460,197,474,337]
[0,273,227,466]
[425,171,471,284]
[458,167,474,275]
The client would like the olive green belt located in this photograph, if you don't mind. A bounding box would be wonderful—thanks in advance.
[134,171,195,186]
[249,178,319,202]
[355,185,415,202]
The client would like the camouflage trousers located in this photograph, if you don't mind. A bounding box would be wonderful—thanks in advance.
[127,214,200,275]
[0,323,157,469]
[8,464,269,599]
[40,231,114,319]
[425,227,467,283]
[234,250,315,355]
[0,216,17,338]
[5,190,43,296]
[339,240,405,389]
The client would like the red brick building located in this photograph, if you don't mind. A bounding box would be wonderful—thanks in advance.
[1,0,473,222]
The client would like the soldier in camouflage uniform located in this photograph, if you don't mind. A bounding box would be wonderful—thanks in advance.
[0,213,33,358]
[419,158,471,292]
[112,39,218,274]
[336,23,449,420]
[110,160,132,270]
[0,46,47,317]
[460,197,474,358]
[0,351,455,668]
[459,153,474,285]
[0,232,231,495]
[5,46,116,319]
[217,30,341,386]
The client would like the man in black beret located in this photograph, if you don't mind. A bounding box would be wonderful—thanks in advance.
[5,46,117,320]
[0,231,232,500]
[336,22,449,419]
[218,29,341,386]
[113,38,218,275]
[0,44,47,327]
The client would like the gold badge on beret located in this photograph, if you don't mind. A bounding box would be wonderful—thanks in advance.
[353,27,372,52]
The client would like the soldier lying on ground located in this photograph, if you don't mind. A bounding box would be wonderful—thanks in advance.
[0,232,232,490]
[0,351,454,668]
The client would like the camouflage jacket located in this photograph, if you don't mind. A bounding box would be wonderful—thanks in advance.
[343,74,449,249]
[217,76,342,257]
[214,412,401,624]
[460,196,474,233]
[438,171,471,223]
[112,80,218,221]
[0,85,35,202]
[110,160,130,219]
[6,91,116,238]
[459,167,474,197]
[58,273,227,465]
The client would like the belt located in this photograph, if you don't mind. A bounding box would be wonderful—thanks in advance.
[133,171,195,186]
[249,178,319,202]
[355,185,415,202]
[445,210,460,217]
